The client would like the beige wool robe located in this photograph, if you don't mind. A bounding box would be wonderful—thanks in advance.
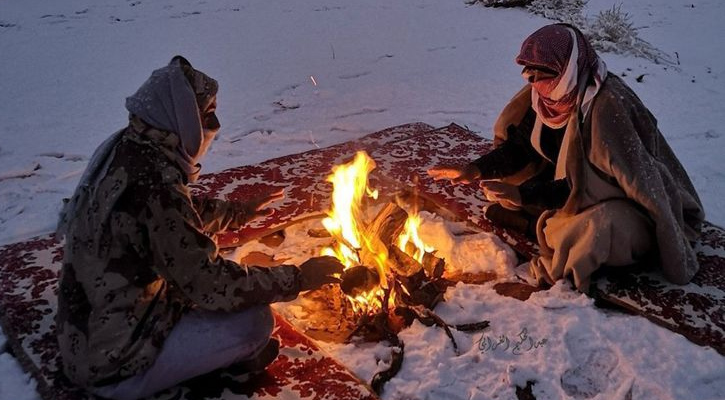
[492,74,704,290]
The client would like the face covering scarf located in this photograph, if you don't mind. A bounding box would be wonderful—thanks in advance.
[516,24,607,129]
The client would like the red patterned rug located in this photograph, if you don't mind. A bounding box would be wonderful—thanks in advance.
[1,123,724,400]
[590,221,725,355]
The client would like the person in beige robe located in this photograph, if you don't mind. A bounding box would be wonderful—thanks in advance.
[429,24,704,291]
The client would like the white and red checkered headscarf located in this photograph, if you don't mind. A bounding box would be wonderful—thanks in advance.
[516,24,607,128]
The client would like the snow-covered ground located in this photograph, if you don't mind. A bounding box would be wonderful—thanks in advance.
[262,213,725,400]
[1,0,724,399]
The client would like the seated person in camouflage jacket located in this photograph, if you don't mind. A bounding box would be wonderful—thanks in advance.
[55,56,343,400]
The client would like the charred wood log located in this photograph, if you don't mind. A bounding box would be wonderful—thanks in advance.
[453,320,491,332]
[441,271,498,286]
[359,202,408,270]
[365,202,408,245]
[388,248,445,309]
[340,265,380,297]
[493,282,545,301]
[422,251,445,279]
[389,245,423,277]
[408,281,446,309]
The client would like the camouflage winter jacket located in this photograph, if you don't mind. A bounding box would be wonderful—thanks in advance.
[56,117,302,387]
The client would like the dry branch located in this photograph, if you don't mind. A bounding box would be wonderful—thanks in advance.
[368,311,405,395]
[371,342,404,395]
[454,321,491,332]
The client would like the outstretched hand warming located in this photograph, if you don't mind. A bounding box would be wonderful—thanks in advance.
[427,164,481,184]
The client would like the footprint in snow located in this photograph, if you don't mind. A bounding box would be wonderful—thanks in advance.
[109,16,135,23]
[40,14,71,25]
[561,348,619,399]
[427,45,457,52]
[170,11,201,19]
[215,7,243,12]
[335,108,387,119]
[313,6,345,12]
[338,71,371,80]
[273,99,300,113]
[274,83,301,97]
[375,54,394,62]
[428,110,480,116]
[37,153,85,162]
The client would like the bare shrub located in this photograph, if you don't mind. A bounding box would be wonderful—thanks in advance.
[527,0,587,26]
[586,5,675,65]
[464,0,532,7]
[466,0,676,65]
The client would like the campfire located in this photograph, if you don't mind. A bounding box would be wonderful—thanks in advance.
[315,151,490,394]
[320,151,442,314]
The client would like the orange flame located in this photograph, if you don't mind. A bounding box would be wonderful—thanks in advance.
[321,151,436,314]
[321,151,385,313]
[321,151,377,267]
[397,210,434,264]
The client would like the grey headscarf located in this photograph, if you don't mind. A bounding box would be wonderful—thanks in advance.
[125,56,219,180]
[58,56,218,238]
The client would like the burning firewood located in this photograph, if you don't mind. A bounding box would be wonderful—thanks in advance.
[389,245,423,277]
[388,243,447,309]
[317,198,492,394]
[340,265,380,297]
[359,202,408,269]
[409,281,446,309]
[315,152,492,395]
[364,202,408,245]
[422,251,445,279]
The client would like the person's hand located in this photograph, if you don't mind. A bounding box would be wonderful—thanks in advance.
[427,164,481,184]
[298,256,344,291]
[480,181,522,210]
[244,188,285,219]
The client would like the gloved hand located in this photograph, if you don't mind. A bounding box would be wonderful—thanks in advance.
[231,188,285,226]
[480,181,522,210]
[298,256,344,291]
[427,163,481,184]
